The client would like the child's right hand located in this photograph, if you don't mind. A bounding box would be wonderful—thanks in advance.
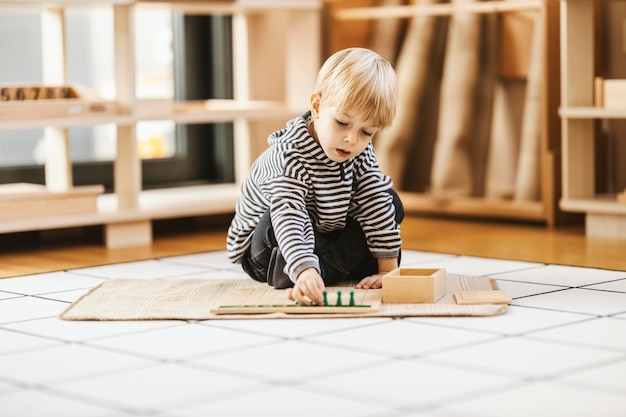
[287,267,325,306]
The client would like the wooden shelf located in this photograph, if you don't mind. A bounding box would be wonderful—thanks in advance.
[0,99,298,131]
[0,183,240,234]
[559,0,626,239]
[399,192,546,222]
[0,0,322,247]
[560,195,626,216]
[140,0,322,13]
[0,183,104,223]
[333,0,542,20]
[559,106,626,119]
[0,1,321,11]
[150,99,298,124]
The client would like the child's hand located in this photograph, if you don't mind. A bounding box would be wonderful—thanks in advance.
[355,274,384,289]
[287,267,325,306]
[357,258,397,289]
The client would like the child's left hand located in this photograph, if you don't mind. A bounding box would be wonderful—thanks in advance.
[355,274,384,289]
[358,258,397,289]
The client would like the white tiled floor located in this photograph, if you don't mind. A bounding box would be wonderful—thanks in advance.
[1,250,625,417]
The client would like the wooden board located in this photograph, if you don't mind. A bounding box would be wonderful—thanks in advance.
[454,290,511,305]
[485,79,524,199]
[373,0,440,190]
[211,286,382,315]
[0,183,104,221]
[513,6,543,202]
[430,0,482,198]
[498,11,535,79]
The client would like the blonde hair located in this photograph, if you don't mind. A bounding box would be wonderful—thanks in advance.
[314,47,398,129]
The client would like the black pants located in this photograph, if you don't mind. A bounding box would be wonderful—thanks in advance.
[241,189,404,286]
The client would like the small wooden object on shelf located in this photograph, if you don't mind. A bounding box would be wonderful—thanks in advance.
[382,268,447,304]
[0,183,104,221]
[593,77,626,109]
[0,83,117,121]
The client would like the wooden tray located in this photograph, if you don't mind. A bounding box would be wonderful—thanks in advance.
[0,83,117,121]
[0,183,104,221]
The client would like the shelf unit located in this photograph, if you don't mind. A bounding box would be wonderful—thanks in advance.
[332,0,566,226]
[0,0,321,247]
[559,0,626,239]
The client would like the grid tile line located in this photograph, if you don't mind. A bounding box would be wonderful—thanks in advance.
[1,250,625,416]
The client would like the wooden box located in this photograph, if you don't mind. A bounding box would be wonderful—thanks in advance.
[382,268,447,304]
[594,78,626,109]
[0,83,117,121]
[0,183,104,221]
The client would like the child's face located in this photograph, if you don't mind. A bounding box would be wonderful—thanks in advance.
[310,93,379,163]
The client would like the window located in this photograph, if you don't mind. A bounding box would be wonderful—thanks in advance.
[0,8,234,190]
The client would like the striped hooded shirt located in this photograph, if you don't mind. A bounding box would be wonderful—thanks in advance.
[227,111,401,283]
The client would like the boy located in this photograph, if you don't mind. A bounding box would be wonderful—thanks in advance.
[227,47,403,306]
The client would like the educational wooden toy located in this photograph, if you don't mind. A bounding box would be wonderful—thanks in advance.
[211,287,381,315]
[0,83,116,121]
[453,290,511,305]
[382,268,447,304]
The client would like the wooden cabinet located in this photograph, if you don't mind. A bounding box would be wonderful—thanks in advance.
[559,0,626,239]
[0,0,321,247]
